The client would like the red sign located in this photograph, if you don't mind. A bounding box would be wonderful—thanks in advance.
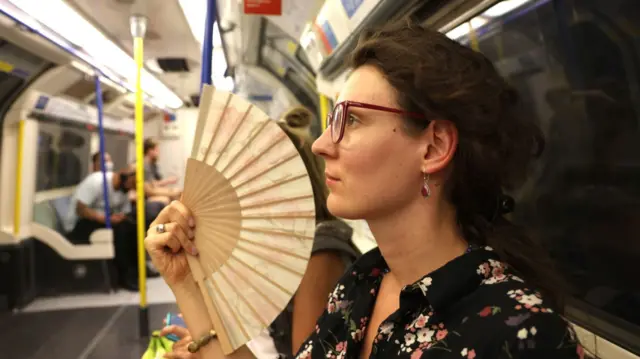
[244,0,282,15]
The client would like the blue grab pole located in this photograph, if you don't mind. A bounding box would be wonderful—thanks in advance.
[200,0,216,91]
[95,75,112,229]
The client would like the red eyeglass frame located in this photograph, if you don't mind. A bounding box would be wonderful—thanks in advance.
[327,100,427,143]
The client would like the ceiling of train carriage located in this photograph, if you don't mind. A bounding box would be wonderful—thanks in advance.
[65,0,203,104]
[62,0,321,107]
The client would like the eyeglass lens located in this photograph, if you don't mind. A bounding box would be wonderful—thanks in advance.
[330,104,344,143]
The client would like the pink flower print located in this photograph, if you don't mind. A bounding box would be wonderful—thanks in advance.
[415,314,428,328]
[436,329,448,341]
[411,349,423,359]
[328,303,336,313]
[336,341,346,352]
[577,344,585,359]
[371,268,381,277]
[492,266,504,278]
[468,349,476,359]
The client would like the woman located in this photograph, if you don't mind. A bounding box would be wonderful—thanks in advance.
[157,107,360,359]
[146,20,584,358]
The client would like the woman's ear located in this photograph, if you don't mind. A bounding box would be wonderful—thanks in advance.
[420,120,458,174]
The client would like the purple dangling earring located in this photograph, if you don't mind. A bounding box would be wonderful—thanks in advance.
[421,173,431,198]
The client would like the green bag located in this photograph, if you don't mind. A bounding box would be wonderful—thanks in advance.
[142,330,175,359]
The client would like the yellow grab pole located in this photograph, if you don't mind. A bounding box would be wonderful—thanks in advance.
[131,14,149,338]
[13,120,25,236]
[468,21,480,52]
[319,94,329,130]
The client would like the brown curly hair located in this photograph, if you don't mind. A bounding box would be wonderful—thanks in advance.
[351,19,565,309]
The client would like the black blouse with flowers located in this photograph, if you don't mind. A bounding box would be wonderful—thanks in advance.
[295,245,585,359]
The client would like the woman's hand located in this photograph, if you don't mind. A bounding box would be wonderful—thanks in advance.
[144,200,198,287]
[160,325,200,359]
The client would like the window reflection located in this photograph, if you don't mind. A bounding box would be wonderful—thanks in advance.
[453,0,640,343]
[36,122,91,191]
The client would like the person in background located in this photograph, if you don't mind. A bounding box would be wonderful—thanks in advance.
[63,164,139,291]
[145,19,584,358]
[158,107,361,359]
[91,152,113,172]
[142,138,181,224]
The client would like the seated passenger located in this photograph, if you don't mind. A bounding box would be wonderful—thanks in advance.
[63,165,139,291]
[91,152,113,172]
[157,107,361,359]
[142,139,181,225]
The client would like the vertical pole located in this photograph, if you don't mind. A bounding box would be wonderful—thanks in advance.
[201,0,216,90]
[95,75,112,230]
[468,21,480,52]
[130,14,149,338]
[319,94,329,130]
[13,119,24,236]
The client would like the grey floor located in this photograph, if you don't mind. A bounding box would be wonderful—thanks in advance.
[2,278,179,359]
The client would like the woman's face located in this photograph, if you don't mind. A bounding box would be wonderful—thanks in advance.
[312,65,427,220]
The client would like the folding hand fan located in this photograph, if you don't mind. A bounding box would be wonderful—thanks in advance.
[181,85,316,355]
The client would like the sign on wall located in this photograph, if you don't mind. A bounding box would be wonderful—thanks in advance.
[244,0,282,15]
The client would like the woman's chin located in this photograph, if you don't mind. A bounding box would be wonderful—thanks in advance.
[327,194,363,220]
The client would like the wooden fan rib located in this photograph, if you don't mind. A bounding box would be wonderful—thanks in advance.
[190,188,239,215]
[235,243,305,277]
[222,260,282,312]
[209,276,252,344]
[219,119,270,175]
[204,278,247,350]
[216,266,268,328]
[241,193,314,211]
[211,225,309,260]
[217,211,316,220]
[233,151,299,192]
[197,277,234,354]
[227,132,287,182]
[242,227,314,240]
[202,93,233,164]
[237,237,308,261]
[183,160,229,213]
[190,85,215,159]
[236,172,307,201]
[229,255,294,297]
[210,104,254,169]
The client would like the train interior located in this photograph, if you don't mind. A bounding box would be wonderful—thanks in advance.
[0,0,638,358]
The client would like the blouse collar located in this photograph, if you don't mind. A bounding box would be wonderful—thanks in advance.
[354,244,503,312]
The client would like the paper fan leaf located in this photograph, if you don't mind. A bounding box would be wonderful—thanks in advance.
[181,85,315,355]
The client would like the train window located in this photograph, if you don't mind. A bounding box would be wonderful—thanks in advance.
[35,121,91,191]
[450,0,640,351]
[103,131,132,171]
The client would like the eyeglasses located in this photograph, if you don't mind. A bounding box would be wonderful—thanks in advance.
[327,100,427,143]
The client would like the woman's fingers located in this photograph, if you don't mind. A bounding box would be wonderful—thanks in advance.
[149,201,197,256]
[160,324,190,339]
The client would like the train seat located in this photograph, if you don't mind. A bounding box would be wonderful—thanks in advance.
[30,197,115,297]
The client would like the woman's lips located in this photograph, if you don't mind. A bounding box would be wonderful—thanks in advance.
[325,172,340,185]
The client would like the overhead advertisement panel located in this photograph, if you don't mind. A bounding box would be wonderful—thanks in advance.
[341,0,364,18]
[264,0,324,40]
[300,0,381,71]
[23,91,135,134]
[244,0,282,15]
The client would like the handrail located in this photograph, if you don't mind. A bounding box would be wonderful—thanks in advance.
[13,119,24,236]
[95,75,112,230]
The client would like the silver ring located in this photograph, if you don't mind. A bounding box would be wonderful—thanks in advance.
[156,223,166,233]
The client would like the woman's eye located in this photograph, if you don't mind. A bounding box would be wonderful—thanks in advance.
[347,114,359,125]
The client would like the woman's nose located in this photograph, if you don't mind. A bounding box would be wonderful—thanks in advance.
[312,128,335,158]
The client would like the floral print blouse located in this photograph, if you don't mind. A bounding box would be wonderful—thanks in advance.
[295,245,584,359]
